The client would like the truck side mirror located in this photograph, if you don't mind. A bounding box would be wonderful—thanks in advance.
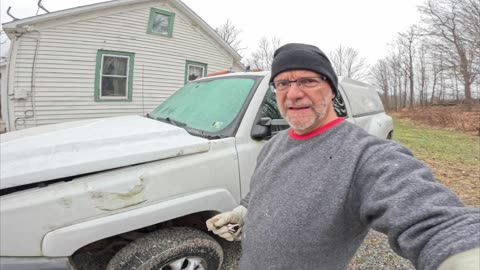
[258,117,271,126]
[251,117,272,140]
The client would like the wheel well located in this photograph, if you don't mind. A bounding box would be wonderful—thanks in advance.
[71,210,219,262]
[387,130,393,140]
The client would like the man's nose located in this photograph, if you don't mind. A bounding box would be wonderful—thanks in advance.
[286,82,305,99]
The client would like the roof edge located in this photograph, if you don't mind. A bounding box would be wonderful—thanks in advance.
[175,0,243,62]
[2,0,243,65]
[2,0,143,30]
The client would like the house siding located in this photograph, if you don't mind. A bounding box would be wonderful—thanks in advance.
[10,1,241,129]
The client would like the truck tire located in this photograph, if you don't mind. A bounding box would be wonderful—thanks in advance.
[106,227,223,270]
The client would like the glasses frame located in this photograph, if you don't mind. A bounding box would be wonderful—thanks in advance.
[270,76,327,93]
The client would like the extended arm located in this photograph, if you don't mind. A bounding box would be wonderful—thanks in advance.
[352,141,480,270]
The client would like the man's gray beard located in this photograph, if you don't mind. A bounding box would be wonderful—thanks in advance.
[281,103,329,132]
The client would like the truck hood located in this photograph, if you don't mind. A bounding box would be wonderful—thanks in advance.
[0,115,210,189]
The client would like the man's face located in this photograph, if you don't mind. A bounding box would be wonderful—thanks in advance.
[274,70,337,134]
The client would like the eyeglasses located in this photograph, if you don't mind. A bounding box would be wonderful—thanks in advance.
[270,76,327,93]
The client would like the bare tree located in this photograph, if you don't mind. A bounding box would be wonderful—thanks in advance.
[416,42,429,106]
[397,26,419,108]
[370,59,391,109]
[244,37,281,71]
[419,0,480,109]
[215,19,245,54]
[388,53,405,110]
[429,50,448,104]
[329,45,368,81]
[387,40,411,109]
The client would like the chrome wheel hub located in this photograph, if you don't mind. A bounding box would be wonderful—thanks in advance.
[158,256,207,270]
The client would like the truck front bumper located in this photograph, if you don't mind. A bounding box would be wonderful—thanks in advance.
[0,256,74,270]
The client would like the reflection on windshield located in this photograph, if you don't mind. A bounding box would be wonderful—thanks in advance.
[150,77,256,134]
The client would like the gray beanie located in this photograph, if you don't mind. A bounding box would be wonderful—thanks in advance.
[270,43,338,97]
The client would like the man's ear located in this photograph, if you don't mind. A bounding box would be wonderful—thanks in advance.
[331,90,336,101]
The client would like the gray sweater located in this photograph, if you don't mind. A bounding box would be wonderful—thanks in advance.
[239,120,479,270]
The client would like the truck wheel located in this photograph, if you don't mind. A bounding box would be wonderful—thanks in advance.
[106,227,223,270]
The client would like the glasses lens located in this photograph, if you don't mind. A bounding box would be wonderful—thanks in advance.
[273,81,289,91]
[299,78,320,88]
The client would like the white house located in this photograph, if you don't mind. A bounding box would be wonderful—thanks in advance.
[1,0,244,132]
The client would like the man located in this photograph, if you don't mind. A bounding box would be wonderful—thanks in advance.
[206,43,479,270]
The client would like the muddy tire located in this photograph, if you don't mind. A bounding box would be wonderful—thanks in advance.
[106,227,223,270]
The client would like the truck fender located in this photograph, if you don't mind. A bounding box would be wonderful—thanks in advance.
[41,189,237,256]
[358,113,394,139]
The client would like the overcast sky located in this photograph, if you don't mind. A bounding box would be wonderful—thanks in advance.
[1,0,422,64]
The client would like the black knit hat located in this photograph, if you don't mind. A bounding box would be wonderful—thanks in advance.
[270,43,338,97]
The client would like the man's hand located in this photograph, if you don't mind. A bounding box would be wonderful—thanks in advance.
[206,205,247,241]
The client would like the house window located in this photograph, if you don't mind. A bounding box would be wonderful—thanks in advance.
[147,8,175,37]
[95,50,134,102]
[185,61,207,84]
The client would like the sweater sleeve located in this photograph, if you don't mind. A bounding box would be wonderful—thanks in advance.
[352,140,480,270]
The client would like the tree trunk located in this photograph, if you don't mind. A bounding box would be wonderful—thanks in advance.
[430,73,437,105]
[404,76,408,108]
[409,63,414,109]
[462,67,473,111]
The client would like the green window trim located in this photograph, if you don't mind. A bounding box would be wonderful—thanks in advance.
[185,60,208,84]
[147,8,175,37]
[95,50,135,102]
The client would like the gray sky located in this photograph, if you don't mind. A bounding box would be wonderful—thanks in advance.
[1,0,422,64]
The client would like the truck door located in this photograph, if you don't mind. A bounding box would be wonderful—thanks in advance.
[234,84,289,199]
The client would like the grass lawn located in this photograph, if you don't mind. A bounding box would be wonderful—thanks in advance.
[392,117,479,166]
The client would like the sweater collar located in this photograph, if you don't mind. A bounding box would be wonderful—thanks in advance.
[288,118,344,140]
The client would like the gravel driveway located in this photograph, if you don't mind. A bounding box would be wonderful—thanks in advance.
[349,230,414,270]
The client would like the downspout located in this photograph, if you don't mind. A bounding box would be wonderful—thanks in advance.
[12,30,41,130]
[4,34,18,131]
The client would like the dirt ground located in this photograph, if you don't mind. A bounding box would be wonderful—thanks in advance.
[421,158,479,207]
[390,104,480,207]
[391,104,480,136]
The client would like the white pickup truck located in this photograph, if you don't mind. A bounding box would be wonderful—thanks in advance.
[0,71,393,270]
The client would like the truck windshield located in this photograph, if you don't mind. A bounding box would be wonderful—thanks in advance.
[149,77,257,137]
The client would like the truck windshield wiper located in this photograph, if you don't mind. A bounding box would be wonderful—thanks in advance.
[185,128,225,139]
[165,117,187,127]
[147,114,187,128]
[147,114,223,139]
